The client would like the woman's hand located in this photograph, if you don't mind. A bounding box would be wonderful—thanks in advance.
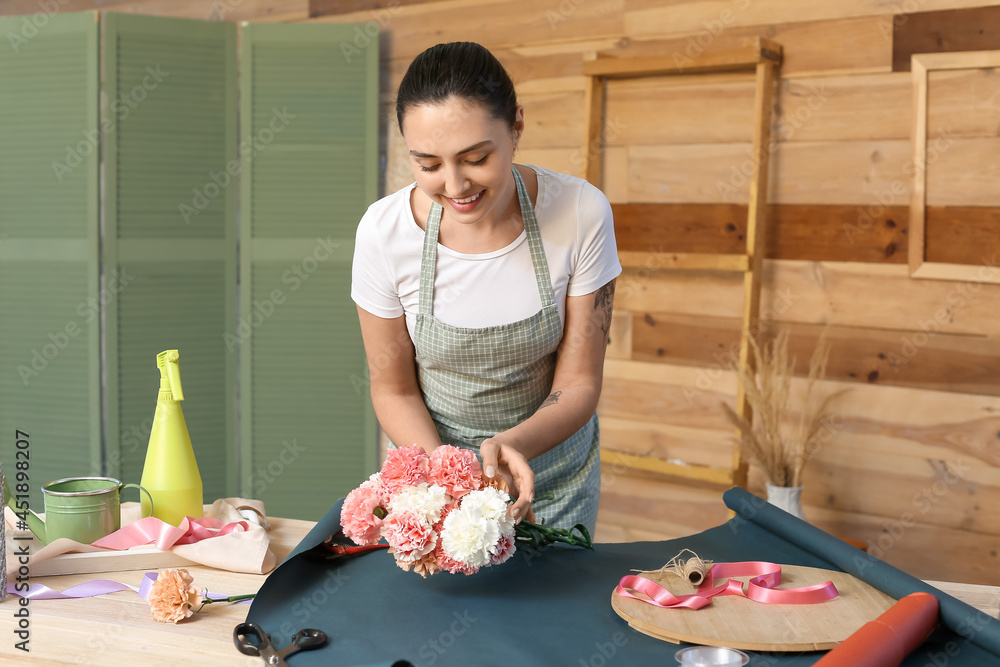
[479,435,536,523]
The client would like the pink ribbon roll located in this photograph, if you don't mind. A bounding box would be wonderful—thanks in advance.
[91,515,250,551]
[616,561,838,609]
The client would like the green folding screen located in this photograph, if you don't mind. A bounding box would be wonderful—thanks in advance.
[0,12,101,511]
[102,13,238,503]
[239,24,378,519]
[0,13,377,519]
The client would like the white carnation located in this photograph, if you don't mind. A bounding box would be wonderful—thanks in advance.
[388,483,449,526]
[440,505,502,568]
[458,488,515,532]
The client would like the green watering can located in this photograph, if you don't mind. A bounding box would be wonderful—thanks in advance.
[2,475,152,545]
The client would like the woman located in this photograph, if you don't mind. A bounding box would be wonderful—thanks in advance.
[351,42,620,534]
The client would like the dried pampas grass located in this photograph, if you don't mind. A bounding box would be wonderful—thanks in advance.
[722,329,846,488]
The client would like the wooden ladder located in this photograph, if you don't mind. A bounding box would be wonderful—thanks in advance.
[582,38,783,489]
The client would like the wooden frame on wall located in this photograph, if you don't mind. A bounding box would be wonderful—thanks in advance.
[909,50,1000,283]
[582,38,782,489]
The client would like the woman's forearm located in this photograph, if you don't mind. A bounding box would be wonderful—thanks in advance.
[496,281,615,461]
[370,386,444,454]
[356,307,443,454]
[495,383,600,461]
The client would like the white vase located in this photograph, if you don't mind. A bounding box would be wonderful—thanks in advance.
[766,483,806,521]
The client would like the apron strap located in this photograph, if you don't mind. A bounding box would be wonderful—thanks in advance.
[417,167,556,317]
[417,194,443,316]
[511,166,556,309]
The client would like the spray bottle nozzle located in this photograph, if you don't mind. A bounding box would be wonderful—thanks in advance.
[156,349,184,402]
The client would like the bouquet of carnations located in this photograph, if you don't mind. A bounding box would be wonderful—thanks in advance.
[340,444,592,577]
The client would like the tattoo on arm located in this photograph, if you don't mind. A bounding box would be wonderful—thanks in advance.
[594,279,616,337]
[539,391,562,409]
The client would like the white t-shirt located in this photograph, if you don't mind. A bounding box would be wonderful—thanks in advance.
[351,164,621,341]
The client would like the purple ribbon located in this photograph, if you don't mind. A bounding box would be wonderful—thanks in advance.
[6,571,252,604]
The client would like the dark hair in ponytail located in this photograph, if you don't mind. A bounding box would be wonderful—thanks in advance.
[395,42,518,133]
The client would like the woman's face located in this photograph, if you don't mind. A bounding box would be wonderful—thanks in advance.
[401,97,523,227]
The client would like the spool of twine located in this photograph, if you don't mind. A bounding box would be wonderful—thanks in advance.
[677,552,711,586]
[633,549,713,588]
[0,460,7,601]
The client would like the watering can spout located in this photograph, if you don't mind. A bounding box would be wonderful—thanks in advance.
[2,475,44,542]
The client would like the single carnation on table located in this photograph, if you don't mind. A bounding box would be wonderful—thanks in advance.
[339,444,593,578]
[147,568,255,623]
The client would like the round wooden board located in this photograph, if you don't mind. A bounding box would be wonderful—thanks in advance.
[611,564,897,652]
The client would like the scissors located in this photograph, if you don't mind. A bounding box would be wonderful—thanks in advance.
[233,622,327,665]
[304,530,389,561]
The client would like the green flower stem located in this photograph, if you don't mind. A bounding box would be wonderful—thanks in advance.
[507,491,593,553]
[515,521,593,549]
[195,593,256,612]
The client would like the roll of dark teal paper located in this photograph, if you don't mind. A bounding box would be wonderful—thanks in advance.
[724,487,1000,659]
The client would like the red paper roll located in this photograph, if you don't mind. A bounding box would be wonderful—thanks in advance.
[815,592,940,666]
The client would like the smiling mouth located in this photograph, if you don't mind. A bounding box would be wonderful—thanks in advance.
[449,191,482,204]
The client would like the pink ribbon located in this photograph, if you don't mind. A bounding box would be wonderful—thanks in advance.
[91,515,250,551]
[6,571,252,604]
[616,561,838,610]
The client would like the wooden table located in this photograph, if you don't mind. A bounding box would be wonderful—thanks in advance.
[1,518,997,666]
[0,516,315,666]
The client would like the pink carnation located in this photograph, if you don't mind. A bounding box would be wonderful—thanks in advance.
[369,473,390,506]
[490,532,516,566]
[383,510,436,563]
[381,446,430,496]
[434,540,479,575]
[395,550,440,579]
[340,479,385,546]
[432,498,458,531]
[429,445,482,499]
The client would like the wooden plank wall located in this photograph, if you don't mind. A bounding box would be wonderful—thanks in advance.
[305,0,1000,586]
[4,0,998,585]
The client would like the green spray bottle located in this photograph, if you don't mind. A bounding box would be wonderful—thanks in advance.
[140,349,203,526]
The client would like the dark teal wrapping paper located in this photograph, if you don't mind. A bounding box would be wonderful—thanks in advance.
[246,488,1000,666]
[724,487,1000,660]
